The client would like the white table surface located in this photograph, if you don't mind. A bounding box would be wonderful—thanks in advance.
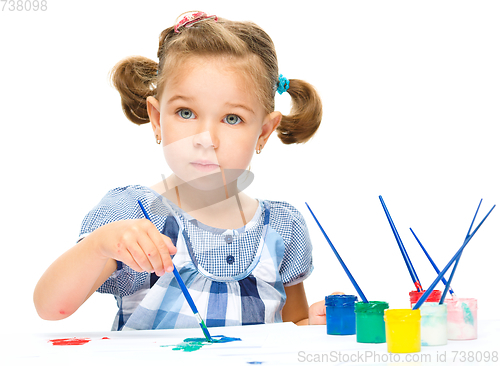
[2,320,499,365]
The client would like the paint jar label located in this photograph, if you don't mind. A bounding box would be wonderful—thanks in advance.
[384,309,421,353]
[420,303,448,346]
[445,298,477,340]
[355,301,389,343]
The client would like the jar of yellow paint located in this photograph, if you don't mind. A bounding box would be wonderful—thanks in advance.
[384,309,421,353]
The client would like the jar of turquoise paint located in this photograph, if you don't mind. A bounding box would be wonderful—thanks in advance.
[355,301,389,343]
[325,295,357,335]
[420,302,448,346]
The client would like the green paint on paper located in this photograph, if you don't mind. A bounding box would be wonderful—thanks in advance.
[171,339,206,352]
[161,335,241,352]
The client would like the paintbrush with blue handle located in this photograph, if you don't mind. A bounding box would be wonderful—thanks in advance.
[138,199,212,342]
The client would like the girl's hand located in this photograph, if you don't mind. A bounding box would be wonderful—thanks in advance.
[308,291,345,325]
[92,219,177,276]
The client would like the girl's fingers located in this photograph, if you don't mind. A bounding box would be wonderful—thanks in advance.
[158,235,176,273]
[124,221,162,274]
[111,219,178,275]
[117,247,143,273]
[146,228,176,275]
[162,234,177,254]
[128,239,157,273]
[137,226,175,275]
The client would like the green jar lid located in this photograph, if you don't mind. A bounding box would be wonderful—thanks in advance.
[355,301,389,314]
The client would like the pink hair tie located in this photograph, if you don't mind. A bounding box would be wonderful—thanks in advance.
[174,11,218,33]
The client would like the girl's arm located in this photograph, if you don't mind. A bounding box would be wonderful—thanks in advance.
[282,282,309,325]
[34,235,117,320]
[33,219,176,320]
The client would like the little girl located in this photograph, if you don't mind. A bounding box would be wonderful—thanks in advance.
[34,11,329,331]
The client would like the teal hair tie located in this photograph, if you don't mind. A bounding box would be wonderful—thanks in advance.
[277,74,289,95]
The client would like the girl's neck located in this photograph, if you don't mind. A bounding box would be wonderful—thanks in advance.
[150,174,258,230]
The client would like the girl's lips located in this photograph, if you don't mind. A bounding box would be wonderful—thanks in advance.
[190,161,220,172]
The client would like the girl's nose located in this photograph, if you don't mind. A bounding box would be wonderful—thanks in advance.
[192,130,217,149]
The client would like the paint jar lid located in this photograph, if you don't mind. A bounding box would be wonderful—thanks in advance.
[355,301,389,314]
[409,289,442,303]
[384,308,421,322]
[420,302,448,316]
[445,297,477,310]
[325,294,357,307]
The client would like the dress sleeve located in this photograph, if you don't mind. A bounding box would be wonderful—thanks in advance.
[77,185,159,297]
[269,201,314,287]
[78,186,148,240]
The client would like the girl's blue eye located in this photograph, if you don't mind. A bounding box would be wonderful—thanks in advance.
[178,109,195,119]
[224,114,242,125]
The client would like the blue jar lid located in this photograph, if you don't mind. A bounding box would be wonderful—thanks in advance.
[325,294,358,307]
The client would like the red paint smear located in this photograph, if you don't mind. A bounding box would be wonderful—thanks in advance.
[49,337,91,346]
[102,337,110,340]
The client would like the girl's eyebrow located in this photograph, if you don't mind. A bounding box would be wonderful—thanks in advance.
[225,103,255,115]
[167,95,194,104]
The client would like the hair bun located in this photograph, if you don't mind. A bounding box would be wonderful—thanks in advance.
[110,56,158,125]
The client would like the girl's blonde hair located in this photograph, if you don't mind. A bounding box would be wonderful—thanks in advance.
[111,16,322,144]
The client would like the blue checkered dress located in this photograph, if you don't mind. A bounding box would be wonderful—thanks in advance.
[78,185,313,331]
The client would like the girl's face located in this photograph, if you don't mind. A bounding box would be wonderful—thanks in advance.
[148,56,280,191]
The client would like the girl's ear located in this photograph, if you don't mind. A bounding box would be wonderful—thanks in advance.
[257,111,282,149]
[147,96,161,139]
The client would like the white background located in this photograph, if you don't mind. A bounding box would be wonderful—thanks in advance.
[1,0,499,334]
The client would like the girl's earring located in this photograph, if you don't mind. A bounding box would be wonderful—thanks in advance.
[256,145,263,154]
[156,135,162,144]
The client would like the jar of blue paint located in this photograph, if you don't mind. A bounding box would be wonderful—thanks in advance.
[325,294,357,335]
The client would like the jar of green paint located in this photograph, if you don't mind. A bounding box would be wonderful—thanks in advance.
[355,301,389,343]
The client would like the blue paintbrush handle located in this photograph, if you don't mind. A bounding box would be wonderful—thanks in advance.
[137,200,151,220]
[413,204,495,310]
[410,228,455,296]
[439,199,484,303]
[306,203,369,303]
[379,196,423,292]
[440,252,461,304]
[413,240,469,310]
[466,199,483,238]
[172,266,198,313]
[137,200,212,341]
[172,267,212,341]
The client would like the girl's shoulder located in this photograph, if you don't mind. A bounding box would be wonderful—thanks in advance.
[89,184,161,217]
[262,200,312,280]
[99,184,158,202]
[78,184,166,239]
[264,200,306,220]
[262,200,309,234]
